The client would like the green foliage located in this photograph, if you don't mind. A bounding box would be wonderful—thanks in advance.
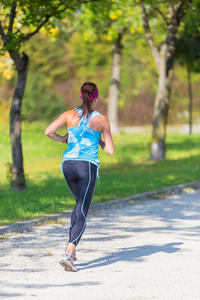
[66,31,112,71]
[79,0,143,42]
[20,33,69,122]
[1,27,200,126]
[135,0,198,51]
[0,0,94,55]
[1,0,200,126]
[22,33,71,82]
[176,0,200,72]
[22,72,66,122]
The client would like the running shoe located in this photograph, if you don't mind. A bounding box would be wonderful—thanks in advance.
[65,244,77,261]
[59,252,77,272]
[72,249,77,261]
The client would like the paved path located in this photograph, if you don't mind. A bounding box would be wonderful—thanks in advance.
[0,189,200,300]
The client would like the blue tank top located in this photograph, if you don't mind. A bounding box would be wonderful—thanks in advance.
[61,107,102,169]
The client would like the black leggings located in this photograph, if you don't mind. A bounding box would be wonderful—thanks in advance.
[63,160,97,246]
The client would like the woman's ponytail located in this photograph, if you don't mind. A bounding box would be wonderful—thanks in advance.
[80,82,98,119]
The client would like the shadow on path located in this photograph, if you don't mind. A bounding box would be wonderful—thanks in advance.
[0,292,24,298]
[77,242,183,271]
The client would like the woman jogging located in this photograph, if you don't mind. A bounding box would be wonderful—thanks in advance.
[45,82,115,272]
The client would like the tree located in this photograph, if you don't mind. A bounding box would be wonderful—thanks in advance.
[0,0,98,190]
[176,36,200,134]
[175,1,200,134]
[80,1,142,133]
[138,0,194,160]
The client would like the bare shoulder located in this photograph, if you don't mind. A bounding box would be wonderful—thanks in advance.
[61,109,77,118]
[98,114,110,128]
[89,113,110,132]
[64,108,79,127]
[59,108,78,121]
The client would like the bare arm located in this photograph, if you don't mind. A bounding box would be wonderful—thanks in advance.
[99,118,115,156]
[45,112,68,143]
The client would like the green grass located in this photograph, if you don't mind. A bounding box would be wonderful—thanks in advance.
[0,122,200,225]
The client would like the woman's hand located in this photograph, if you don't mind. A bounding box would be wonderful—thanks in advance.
[62,133,68,144]
[99,135,105,150]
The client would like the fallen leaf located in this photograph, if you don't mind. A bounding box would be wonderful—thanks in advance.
[0,236,8,240]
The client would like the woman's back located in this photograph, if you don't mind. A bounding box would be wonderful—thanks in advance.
[66,108,106,132]
[62,107,102,167]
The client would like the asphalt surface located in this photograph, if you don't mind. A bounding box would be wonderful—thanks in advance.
[0,188,200,300]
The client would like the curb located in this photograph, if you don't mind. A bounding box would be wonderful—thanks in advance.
[1,180,200,235]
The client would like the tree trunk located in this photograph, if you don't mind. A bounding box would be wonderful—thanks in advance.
[187,65,192,135]
[107,31,123,134]
[139,1,193,160]
[9,52,29,190]
[150,44,174,160]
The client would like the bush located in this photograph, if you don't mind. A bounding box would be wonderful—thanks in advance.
[22,72,66,122]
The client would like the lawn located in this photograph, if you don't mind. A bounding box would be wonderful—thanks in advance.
[0,122,200,225]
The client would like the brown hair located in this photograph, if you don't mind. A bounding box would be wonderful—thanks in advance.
[80,82,97,119]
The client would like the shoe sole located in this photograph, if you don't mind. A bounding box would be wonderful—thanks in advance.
[59,259,77,272]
